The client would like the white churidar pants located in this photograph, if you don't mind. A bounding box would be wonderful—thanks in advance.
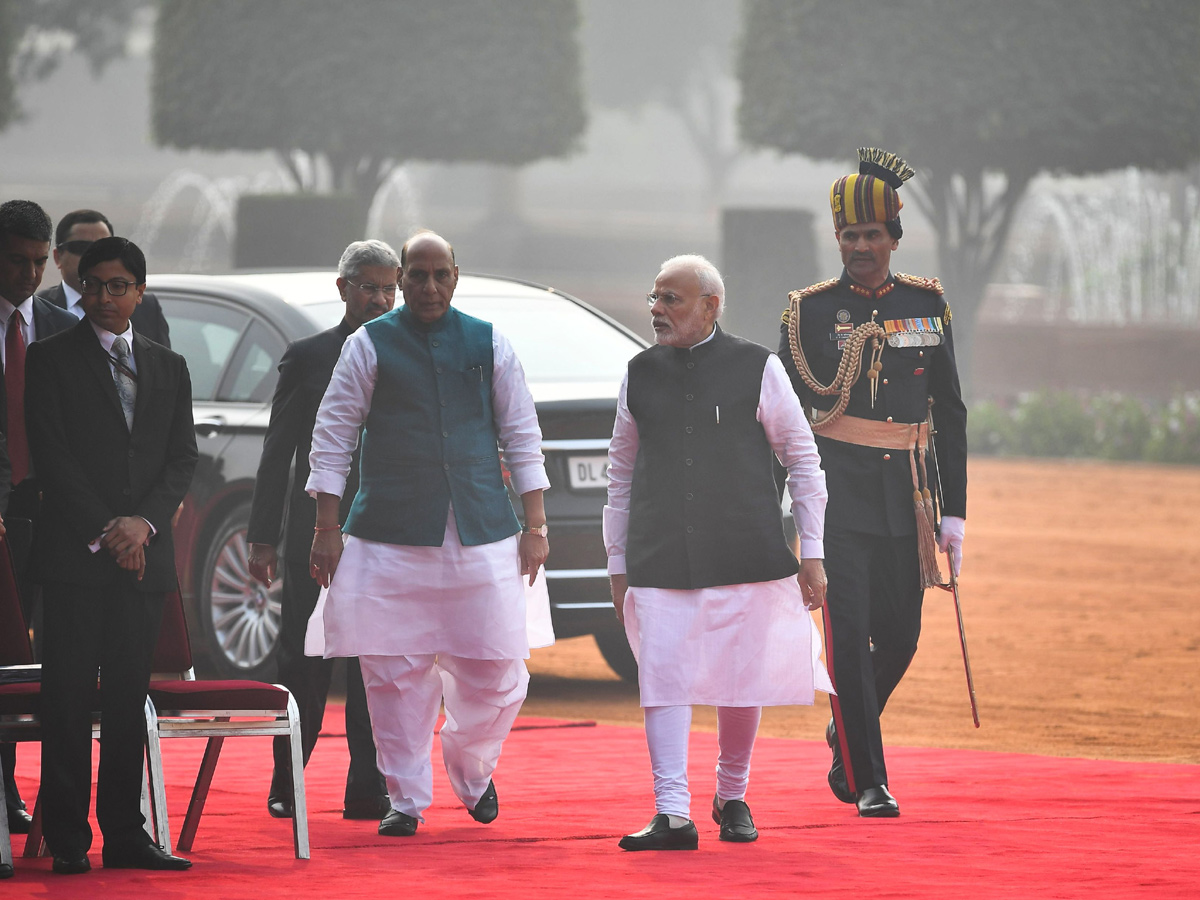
[644,704,762,818]
[359,653,529,821]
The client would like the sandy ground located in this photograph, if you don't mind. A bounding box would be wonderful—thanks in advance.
[521,457,1200,764]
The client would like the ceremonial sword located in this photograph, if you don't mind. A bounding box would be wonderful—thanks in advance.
[928,420,980,728]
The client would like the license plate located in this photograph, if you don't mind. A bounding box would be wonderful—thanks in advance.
[567,455,609,489]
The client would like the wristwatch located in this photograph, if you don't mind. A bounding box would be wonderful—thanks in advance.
[523,523,549,537]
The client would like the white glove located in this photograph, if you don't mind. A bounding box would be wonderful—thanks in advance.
[937,516,965,576]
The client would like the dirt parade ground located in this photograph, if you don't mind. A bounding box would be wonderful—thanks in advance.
[521,457,1200,765]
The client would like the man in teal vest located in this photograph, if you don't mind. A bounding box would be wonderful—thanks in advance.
[307,231,550,838]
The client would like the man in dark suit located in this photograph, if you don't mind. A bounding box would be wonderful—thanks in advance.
[246,240,396,821]
[0,199,78,835]
[37,209,171,348]
[27,236,197,874]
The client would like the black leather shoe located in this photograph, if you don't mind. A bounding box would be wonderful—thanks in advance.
[102,843,191,871]
[856,785,900,818]
[711,795,758,842]
[343,795,391,820]
[826,719,856,804]
[378,808,418,837]
[468,779,498,824]
[7,806,33,834]
[618,814,699,851]
[0,861,13,878]
[267,795,293,818]
[51,852,91,875]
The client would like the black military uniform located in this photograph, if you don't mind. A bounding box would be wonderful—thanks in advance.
[780,268,967,808]
[782,169,969,816]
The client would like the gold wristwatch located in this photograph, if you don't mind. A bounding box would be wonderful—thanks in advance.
[523,523,549,537]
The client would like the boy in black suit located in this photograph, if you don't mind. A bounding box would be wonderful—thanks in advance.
[26,237,197,874]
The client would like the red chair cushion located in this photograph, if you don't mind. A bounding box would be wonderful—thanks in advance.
[148,679,290,712]
[0,681,41,715]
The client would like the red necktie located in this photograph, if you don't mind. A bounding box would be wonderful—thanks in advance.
[6,309,28,484]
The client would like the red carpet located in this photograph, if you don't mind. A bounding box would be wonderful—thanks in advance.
[6,705,1199,899]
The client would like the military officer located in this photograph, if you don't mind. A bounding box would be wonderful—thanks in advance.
[779,148,967,817]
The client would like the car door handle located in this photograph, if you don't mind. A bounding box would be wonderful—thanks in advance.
[195,416,227,439]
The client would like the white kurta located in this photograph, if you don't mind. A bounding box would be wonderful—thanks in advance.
[604,345,834,707]
[305,323,551,661]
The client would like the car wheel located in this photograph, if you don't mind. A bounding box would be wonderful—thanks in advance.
[198,501,281,679]
[593,626,638,683]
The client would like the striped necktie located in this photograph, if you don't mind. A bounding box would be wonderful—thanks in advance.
[112,336,136,430]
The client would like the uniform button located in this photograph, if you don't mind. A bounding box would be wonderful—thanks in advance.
[883,453,891,461]
[436,366,443,374]
[440,400,447,407]
[685,458,693,466]
[685,426,693,434]
[886,416,893,423]
[686,525,694,534]
[685,492,694,501]
[122,488,131,495]
[443,463,450,470]
[442,431,449,437]
[686,394,694,401]
[432,340,439,347]
[128,450,135,458]
[872,309,879,316]
[882,378,889,385]
[918,350,924,357]
[686,362,695,369]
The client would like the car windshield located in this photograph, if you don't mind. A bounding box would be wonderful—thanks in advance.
[303,295,642,383]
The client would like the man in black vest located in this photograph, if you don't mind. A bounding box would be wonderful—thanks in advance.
[779,149,968,818]
[606,254,830,851]
[37,209,170,348]
[246,240,394,821]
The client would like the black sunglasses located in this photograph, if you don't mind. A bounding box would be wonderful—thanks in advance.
[56,240,94,255]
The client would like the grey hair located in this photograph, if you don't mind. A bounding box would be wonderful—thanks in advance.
[660,253,725,318]
[338,239,400,279]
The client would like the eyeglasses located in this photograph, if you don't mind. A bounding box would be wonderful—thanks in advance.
[80,277,140,297]
[646,291,713,308]
[346,280,398,298]
[56,240,93,256]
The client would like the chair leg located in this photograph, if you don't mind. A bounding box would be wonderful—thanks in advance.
[22,794,44,858]
[0,758,11,868]
[177,735,224,853]
[285,691,310,859]
[143,698,172,853]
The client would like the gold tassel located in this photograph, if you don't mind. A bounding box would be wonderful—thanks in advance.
[914,487,943,589]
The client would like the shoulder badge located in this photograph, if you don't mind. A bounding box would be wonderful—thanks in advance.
[894,272,944,295]
[943,301,952,325]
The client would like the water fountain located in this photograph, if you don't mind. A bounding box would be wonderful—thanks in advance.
[1000,168,1200,327]
[135,165,422,272]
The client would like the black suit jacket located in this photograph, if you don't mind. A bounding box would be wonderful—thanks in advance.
[0,296,77,444]
[37,283,171,349]
[246,319,358,562]
[25,319,198,592]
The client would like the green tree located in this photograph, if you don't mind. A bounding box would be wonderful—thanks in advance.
[152,0,587,206]
[0,0,148,132]
[738,0,1200,373]
[582,0,743,202]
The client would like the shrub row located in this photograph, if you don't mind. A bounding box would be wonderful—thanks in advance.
[968,390,1200,464]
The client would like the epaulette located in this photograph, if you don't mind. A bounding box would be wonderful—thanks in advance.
[895,273,950,324]
[894,272,943,294]
[781,278,840,323]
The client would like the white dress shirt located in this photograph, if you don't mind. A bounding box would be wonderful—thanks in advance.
[0,296,38,369]
[61,282,86,319]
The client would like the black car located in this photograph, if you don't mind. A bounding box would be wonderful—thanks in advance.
[153,271,646,681]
